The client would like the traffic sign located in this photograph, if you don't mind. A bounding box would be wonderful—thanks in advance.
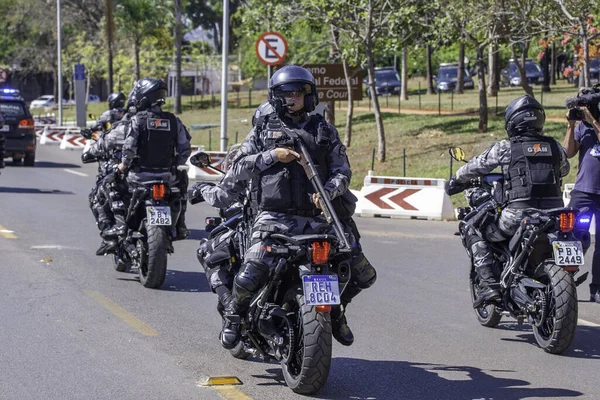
[255,32,288,66]
[0,68,7,83]
[73,64,86,81]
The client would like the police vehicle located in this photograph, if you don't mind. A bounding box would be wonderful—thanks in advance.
[0,89,36,166]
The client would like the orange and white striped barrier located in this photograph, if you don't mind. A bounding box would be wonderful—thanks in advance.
[39,126,70,146]
[356,173,455,221]
[60,128,86,150]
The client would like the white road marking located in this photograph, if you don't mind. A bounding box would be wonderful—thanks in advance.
[578,318,600,327]
[30,245,80,250]
[63,169,88,177]
[0,229,14,233]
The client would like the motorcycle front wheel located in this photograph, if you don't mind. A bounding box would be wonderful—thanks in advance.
[532,263,578,354]
[138,222,168,289]
[280,287,332,395]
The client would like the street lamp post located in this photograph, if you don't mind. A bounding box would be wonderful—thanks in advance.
[57,0,63,126]
[220,0,229,152]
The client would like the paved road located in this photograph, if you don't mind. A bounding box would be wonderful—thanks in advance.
[0,145,598,400]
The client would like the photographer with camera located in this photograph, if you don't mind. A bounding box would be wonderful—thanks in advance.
[564,86,600,304]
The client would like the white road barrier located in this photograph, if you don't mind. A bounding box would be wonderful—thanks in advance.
[60,128,86,150]
[356,174,455,221]
[39,126,70,146]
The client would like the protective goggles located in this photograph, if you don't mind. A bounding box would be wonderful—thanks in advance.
[272,83,312,97]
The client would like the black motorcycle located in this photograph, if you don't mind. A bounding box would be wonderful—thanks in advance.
[189,150,352,395]
[450,147,589,354]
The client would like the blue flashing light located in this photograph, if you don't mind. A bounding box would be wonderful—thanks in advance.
[1,88,19,95]
[579,217,591,224]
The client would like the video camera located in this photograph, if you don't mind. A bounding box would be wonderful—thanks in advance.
[565,85,600,121]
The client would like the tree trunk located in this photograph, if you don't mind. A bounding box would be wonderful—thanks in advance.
[401,47,408,101]
[475,45,488,133]
[366,0,385,162]
[542,46,551,92]
[367,47,385,162]
[134,40,140,81]
[104,0,114,94]
[331,25,352,146]
[487,41,498,96]
[511,43,534,97]
[325,25,338,125]
[582,27,590,88]
[551,40,557,85]
[174,0,182,114]
[425,44,435,95]
[457,42,465,94]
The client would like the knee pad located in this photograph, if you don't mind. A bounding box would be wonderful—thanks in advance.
[233,261,270,298]
[350,253,377,289]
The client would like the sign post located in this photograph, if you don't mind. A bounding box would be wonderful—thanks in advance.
[255,32,288,82]
[74,64,86,128]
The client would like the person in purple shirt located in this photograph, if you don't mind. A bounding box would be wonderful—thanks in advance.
[564,101,600,303]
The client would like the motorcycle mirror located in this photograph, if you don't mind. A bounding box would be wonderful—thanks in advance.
[89,113,97,119]
[80,129,93,140]
[449,147,466,162]
[189,152,212,168]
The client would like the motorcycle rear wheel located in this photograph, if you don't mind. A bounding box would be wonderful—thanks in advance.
[138,223,168,289]
[470,279,502,327]
[532,263,578,354]
[280,287,332,395]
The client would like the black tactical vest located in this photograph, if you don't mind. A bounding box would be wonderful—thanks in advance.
[505,134,562,204]
[134,110,178,172]
[252,114,330,216]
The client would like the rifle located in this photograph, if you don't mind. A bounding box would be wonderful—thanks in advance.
[290,131,351,252]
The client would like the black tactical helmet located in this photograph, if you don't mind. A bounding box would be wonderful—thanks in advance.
[268,65,318,116]
[133,78,168,110]
[108,92,126,109]
[504,95,545,137]
[252,101,274,127]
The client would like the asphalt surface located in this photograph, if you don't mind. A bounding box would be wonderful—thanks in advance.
[0,145,599,400]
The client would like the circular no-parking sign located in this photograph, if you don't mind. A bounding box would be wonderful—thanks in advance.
[255,32,288,66]
[0,68,7,83]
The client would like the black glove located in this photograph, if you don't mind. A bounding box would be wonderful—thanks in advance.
[445,176,465,196]
[188,182,214,204]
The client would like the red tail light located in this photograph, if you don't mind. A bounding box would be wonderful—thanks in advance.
[19,119,35,128]
[559,212,575,232]
[311,241,331,265]
[315,305,331,312]
[152,184,166,200]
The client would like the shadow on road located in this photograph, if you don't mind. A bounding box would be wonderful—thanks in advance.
[253,358,583,399]
[0,187,73,195]
[160,270,211,293]
[32,161,82,169]
[501,325,600,360]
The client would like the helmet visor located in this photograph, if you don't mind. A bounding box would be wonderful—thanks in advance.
[273,83,312,98]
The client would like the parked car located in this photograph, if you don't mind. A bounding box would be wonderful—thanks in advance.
[501,59,544,87]
[364,67,401,97]
[435,63,475,92]
[88,94,101,103]
[573,58,600,85]
[0,89,36,166]
[29,95,68,109]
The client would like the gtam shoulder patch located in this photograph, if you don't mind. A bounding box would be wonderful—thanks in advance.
[147,118,171,131]
[523,142,552,156]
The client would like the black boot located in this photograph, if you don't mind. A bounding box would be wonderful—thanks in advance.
[330,306,354,346]
[220,297,242,349]
[96,240,117,256]
[102,215,126,238]
[590,285,600,303]
[174,213,189,240]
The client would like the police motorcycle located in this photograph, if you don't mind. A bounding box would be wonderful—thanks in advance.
[450,147,590,354]
[189,149,353,395]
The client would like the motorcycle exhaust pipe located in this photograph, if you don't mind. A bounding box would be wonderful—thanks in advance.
[337,261,350,283]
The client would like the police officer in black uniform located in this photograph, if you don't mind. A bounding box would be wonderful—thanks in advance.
[117,78,192,239]
[446,95,569,306]
[216,65,376,349]
[91,92,126,132]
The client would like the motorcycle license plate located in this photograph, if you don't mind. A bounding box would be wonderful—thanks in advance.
[552,241,584,266]
[302,275,340,306]
[146,206,172,226]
